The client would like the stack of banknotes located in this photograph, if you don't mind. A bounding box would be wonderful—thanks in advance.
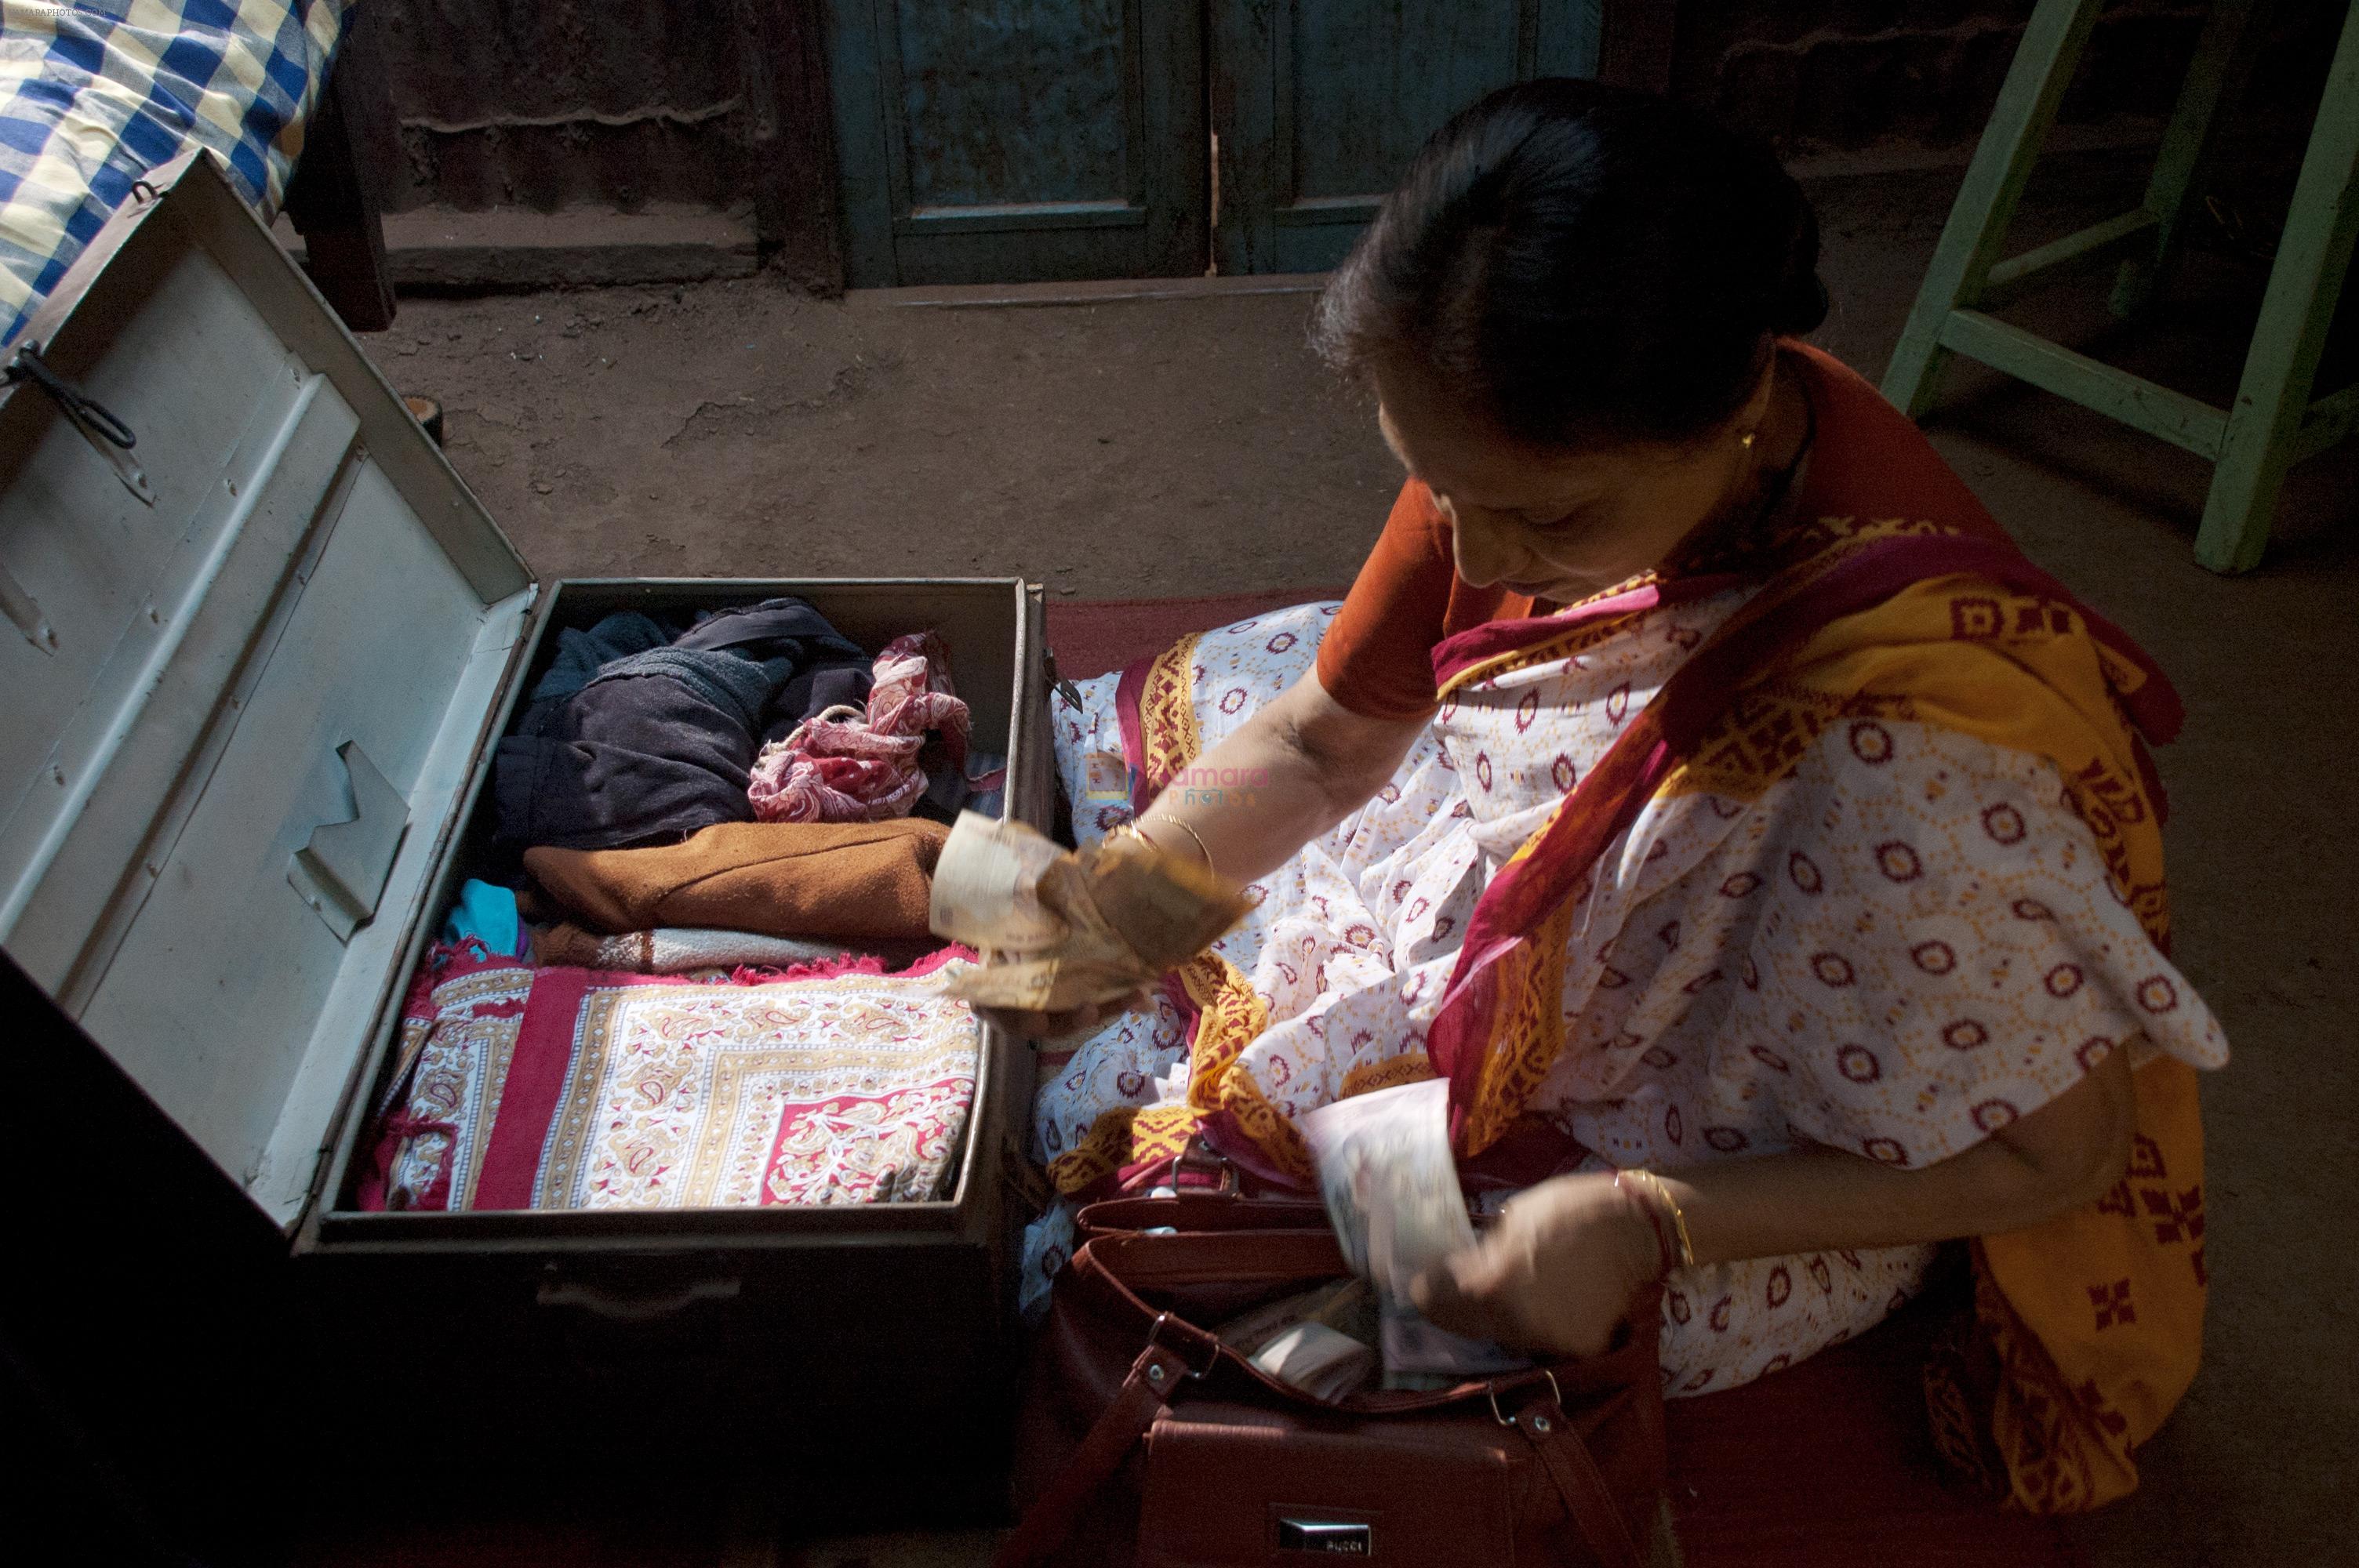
[928,811,1253,1013]
[1217,1276,1380,1401]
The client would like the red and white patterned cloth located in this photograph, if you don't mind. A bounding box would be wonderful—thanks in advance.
[747,632,970,823]
[362,945,981,1211]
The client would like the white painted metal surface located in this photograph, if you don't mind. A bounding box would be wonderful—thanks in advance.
[0,154,533,1227]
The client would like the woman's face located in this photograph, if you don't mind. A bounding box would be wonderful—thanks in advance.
[1372,353,1762,604]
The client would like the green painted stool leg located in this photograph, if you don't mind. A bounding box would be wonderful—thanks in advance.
[1882,0,2107,417]
[2195,0,2359,573]
[2113,0,2266,318]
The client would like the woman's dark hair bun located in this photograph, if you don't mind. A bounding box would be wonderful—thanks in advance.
[1772,272,1832,338]
[1314,78,1828,448]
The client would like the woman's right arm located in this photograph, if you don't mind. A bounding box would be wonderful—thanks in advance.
[1137,478,1467,883]
[1129,670,1429,887]
[985,479,1453,1039]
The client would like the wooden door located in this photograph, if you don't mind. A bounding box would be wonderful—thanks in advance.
[827,0,1207,286]
[1211,0,1606,275]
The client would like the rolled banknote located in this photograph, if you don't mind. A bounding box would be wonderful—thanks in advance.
[1216,1276,1376,1358]
[927,811,1070,953]
[930,811,1252,1014]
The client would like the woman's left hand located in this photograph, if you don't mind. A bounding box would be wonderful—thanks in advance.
[1408,1173,1666,1358]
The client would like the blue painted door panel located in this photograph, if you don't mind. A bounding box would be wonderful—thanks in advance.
[828,0,1206,286]
[1213,0,1602,274]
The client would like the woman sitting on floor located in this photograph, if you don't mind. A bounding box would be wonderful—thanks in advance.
[1009,79,2224,1514]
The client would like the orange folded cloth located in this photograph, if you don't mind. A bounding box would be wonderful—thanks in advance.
[522,819,950,942]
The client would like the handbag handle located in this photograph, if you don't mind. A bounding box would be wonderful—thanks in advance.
[1498,1382,1648,1568]
[990,1336,1197,1568]
[991,1330,1646,1568]
[1076,1190,1331,1240]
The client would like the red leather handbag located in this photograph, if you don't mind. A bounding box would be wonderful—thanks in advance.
[996,1192,1668,1568]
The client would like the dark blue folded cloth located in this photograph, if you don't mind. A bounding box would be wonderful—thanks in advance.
[529,612,675,705]
[494,597,873,852]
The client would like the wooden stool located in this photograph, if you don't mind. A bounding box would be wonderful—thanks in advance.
[1882,0,2359,572]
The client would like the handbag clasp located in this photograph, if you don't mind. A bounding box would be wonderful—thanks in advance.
[1171,1138,1241,1197]
[1145,1311,1218,1381]
[1488,1367,1564,1427]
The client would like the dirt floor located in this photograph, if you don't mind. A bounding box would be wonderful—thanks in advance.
[347,151,2355,1568]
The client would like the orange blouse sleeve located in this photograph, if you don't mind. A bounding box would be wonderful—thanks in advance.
[1315,479,1526,721]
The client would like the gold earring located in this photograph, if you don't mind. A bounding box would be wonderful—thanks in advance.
[1740,430,1757,449]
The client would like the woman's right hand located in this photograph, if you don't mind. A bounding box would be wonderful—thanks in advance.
[967,672,1420,1046]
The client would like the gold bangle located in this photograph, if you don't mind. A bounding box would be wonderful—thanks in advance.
[1627,1168,1697,1269]
[1137,813,1215,876]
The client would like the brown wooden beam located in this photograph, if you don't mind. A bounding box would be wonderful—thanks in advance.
[283,3,397,331]
[732,0,847,296]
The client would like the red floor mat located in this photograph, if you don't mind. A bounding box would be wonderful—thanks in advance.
[1045,588,1347,679]
[1043,593,2085,1568]
[1665,1301,2082,1566]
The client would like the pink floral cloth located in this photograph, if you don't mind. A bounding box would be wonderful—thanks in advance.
[362,944,982,1211]
[747,632,970,823]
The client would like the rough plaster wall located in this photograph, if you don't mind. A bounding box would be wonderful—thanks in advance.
[373,0,757,213]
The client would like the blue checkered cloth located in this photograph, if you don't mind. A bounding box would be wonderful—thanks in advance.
[0,0,351,347]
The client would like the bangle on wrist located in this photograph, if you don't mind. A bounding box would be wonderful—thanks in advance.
[1136,813,1215,875]
[1614,1171,1675,1277]
[1615,1167,1696,1273]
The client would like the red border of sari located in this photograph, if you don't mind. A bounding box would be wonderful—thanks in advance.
[1429,572,1753,688]
[474,967,594,1210]
[1115,654,1155,813]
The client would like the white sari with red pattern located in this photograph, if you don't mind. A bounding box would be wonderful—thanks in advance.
[1025,598,2223,1399]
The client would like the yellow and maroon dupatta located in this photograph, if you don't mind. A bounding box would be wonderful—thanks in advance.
[1422,520,2205,1513]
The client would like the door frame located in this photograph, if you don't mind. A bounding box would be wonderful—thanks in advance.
[823,0,1676,286]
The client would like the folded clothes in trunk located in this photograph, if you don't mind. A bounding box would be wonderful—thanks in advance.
[361,945,982,1212]
[527,923,939,975]
[522,818,950,942]
[493,597,874,851]
[751,631,970,823]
